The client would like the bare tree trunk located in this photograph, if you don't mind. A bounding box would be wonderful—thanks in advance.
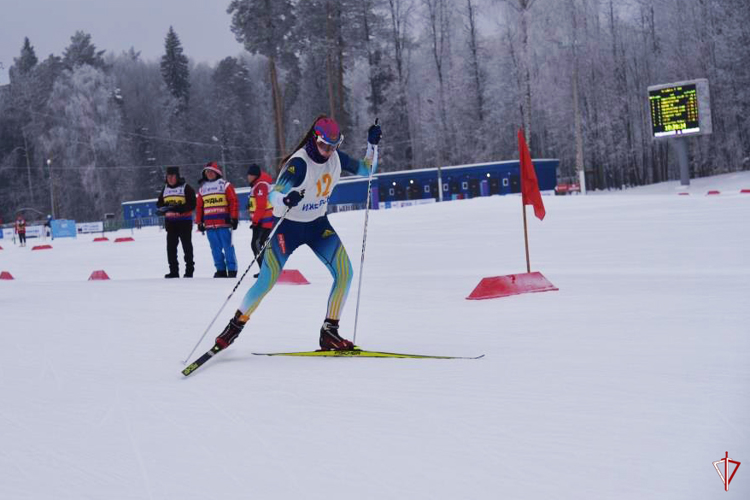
[425,0,451,164]
[466,0,484,123]
[362,0,380,116]
[570,0,586,193]
[325,2,336,119]
[22,129,35,204]
[519,0,534,147]
[269,57,286,162]
[336,3,346,127]
[388,0,414,168]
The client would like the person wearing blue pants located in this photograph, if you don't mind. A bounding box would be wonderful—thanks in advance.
[210,115,382,351]
[196,162,240,278]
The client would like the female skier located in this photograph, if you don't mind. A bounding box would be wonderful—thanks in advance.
[213,115,382,351]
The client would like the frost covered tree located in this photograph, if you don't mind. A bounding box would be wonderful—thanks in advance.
[63,31,106,70]
[160,27,190,113]
[228,0,297,162]
[42,65,124,219]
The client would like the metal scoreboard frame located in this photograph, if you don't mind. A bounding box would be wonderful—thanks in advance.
[648,79,712,140]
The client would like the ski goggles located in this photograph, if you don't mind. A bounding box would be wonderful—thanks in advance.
[316,133,344,152]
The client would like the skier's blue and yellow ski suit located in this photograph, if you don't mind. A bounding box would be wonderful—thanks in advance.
[236,139,376,323]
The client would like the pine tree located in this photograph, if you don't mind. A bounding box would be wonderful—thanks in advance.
[62,31,106,70]
[160,27,190,112]
[11,38,38,78]
[228,0,297,162]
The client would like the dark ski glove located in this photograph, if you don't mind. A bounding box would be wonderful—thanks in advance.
[198,223,205,233]
[283,189,305,208]
[230,218,238,230]
[368,124,382,145]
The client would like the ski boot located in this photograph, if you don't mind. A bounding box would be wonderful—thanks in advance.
[319,319,354,351]
[215,312,246,350]
[184,266,194,278]
[165,269,180,279]
[214,270,228,278]
[228,270,238,278]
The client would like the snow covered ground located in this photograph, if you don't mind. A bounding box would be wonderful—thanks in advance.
[1,179,748,499]
[597,169,750,195]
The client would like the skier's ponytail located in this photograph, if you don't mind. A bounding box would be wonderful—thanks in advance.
[277,114,329,173]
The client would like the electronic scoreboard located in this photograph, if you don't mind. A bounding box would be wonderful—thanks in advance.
[648,79,712,139]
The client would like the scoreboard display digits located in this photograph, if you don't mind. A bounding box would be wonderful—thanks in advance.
[648,79,711,140]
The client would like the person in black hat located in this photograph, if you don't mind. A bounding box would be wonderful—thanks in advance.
[156,166,197,278]
[246,163,274,278]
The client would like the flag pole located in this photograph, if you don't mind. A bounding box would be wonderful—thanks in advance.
[519,127,531,273]
[522,201,531,273]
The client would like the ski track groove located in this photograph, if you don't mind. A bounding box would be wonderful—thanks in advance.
[202,390,306,496]
[118,388,157,500]
[0,410,105,489]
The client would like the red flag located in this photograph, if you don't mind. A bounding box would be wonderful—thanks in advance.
[518,128,546,220]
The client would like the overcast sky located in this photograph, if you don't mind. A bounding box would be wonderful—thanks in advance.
[0,0,243,85]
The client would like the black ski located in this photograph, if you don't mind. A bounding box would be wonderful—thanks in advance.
[182,344,223,377]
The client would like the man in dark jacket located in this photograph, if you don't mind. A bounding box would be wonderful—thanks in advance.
[156,166,197,278]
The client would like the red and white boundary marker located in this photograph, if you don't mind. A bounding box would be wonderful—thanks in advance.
[0,271,14,280]
[88,270,110,280]
[467,272,558,300]
[277,269,310,285]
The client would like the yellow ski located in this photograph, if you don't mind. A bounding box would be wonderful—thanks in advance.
[252,348,483,360]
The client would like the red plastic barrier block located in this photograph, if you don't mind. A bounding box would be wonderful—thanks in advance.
[466,272,558,300]
[0,271,14,280]
[741,189,750,194]
[678,192,690,196]
[277,269,310,285]
[32,245,53,250]
[0,245,3,250]
[93,237,109,242]
[707,190,721,195]
[114,237,135,243]
[88,270,110,280]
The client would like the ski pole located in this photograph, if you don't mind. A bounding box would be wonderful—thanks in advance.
[352,124,379,345]
[182,208,290,364]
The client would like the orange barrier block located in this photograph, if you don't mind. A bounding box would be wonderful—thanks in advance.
[277,269,310,285]
[467,272,558,300]
[0,271,14,280]
[94,237,109,242]
[88,270,111,280]
[114,237,135,243]
[32,245,53,250]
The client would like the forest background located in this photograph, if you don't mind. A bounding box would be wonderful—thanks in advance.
[0,0,748,222]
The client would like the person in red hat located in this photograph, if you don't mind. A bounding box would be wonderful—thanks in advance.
[246,163,274,278]
[195,162,240,278]
[156,165,196,278]
[210,114,381,353]
[15,215,27,247]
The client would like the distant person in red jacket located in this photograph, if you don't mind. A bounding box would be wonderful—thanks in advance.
[246,164,274,278]
[15,216,27,247]
[195,162,239,278]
